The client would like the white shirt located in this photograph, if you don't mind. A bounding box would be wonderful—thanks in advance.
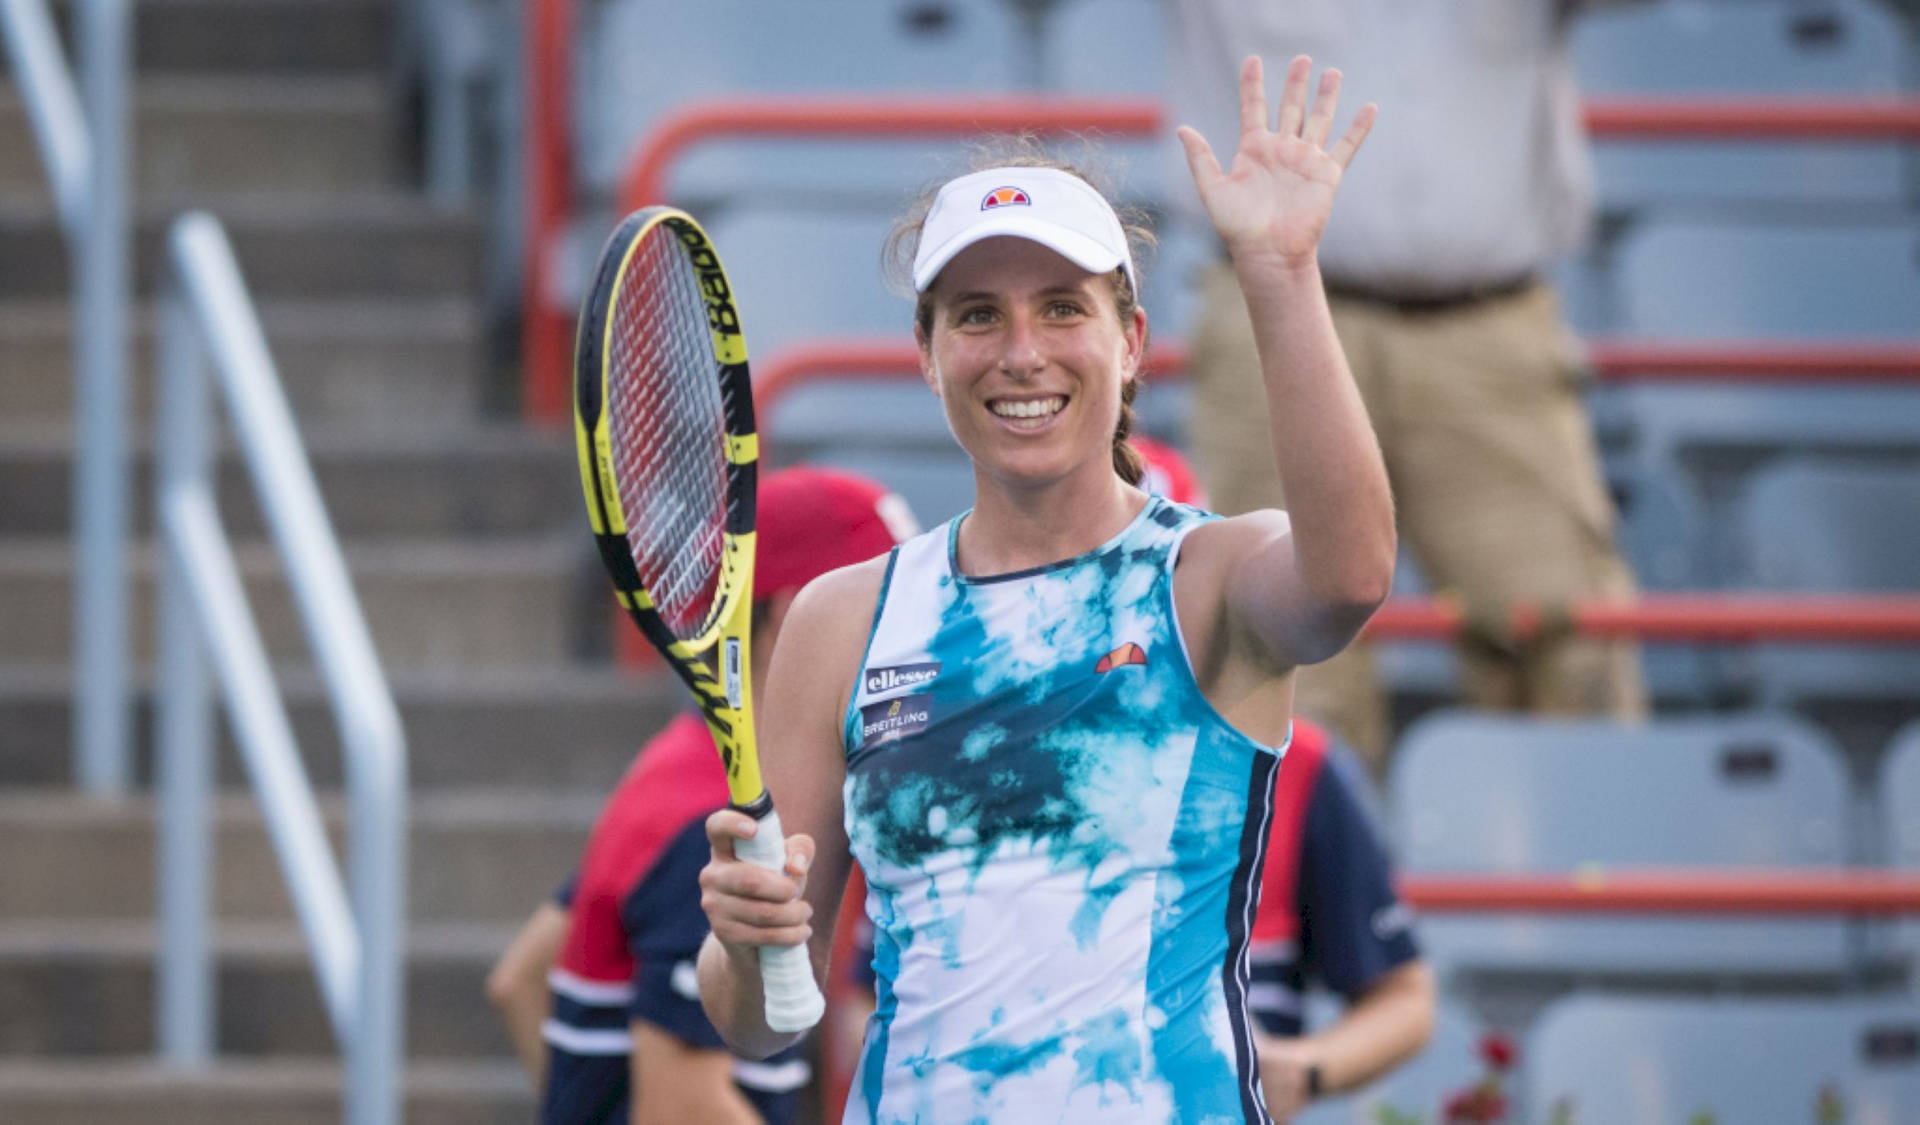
[1167,0,1605,296]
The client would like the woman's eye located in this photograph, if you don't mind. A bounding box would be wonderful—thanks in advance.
[1047,301,1085,318]
[958,307,995,325]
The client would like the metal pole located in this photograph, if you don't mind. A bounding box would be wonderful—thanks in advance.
[154,284,213,1065]
[74,0,132,792]
[347,718,407,1125]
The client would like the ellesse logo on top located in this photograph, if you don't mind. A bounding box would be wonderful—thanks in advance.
[1095,642,1148,674]
[864,661,940,695]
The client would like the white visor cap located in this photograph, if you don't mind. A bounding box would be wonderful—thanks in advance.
[911,166,1137,295]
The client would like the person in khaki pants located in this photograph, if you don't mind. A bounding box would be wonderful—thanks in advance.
[1169,0,1647,764]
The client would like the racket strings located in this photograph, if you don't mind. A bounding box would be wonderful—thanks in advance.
[607,226,730,642]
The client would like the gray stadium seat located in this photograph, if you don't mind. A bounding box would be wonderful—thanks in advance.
[1574,0,1911,208]
[1293,999,1493,1125]
[1735,459,1920,592]
[1609,466,1724,704]
[578,1,1024,196]
[1389,712,1855,980]
[709,208,910,363]
[1616,221,1920,339]
[1526,994,1920,1122]
[1047,0,1164,96]
[1886,723,1920,872]
[1731,459,1920,707]
[1879,722,1920,982]
[1574,0,1908,94]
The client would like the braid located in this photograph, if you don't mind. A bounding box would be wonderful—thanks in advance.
[1113,376,1144,485]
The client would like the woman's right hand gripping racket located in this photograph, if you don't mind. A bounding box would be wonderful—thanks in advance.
[572,206,825,1033]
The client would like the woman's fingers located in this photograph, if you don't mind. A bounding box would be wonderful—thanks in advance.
[1329,102,1379,170]
[1177,125,1225,197]
[1274,55,1313,138]
[700,808,813,948]
[1237,54,1268,138]
[1302,68,1342,149]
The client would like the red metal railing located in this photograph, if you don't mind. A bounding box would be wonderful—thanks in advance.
[522,91,1920,422]
[1401,870,1920,915]
[752,339,1920,420]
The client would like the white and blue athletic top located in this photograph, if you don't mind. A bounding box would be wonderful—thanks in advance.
[841,495,1287,1124]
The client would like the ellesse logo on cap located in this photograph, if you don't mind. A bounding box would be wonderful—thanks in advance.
[980,186,1031,210]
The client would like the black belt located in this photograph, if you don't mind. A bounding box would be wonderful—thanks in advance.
[1324,273,1537,315]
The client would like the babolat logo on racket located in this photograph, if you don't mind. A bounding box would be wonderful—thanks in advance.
[858,693,932,747]
[669,221,742,338]
[864,661,940,695]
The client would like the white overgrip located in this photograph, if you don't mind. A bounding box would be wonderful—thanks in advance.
[731,806,826,1033]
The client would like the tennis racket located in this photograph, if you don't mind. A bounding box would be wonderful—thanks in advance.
[572,206,825,1033]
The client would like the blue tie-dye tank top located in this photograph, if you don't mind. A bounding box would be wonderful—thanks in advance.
[841,495,1287,1124]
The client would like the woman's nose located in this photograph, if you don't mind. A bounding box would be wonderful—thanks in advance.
[997,315,1043,378]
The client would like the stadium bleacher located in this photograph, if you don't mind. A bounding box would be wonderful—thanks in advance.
[1526,994,1920,1120]
[1733,459,1920,713]
[1878,722,1920,982]
[1390,713,1857,982]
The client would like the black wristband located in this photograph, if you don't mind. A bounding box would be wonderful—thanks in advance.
[1304,1063,1324,1100]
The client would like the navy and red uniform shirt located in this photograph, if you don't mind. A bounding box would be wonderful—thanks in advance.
[540,713,808,1125]
[1247,720,1421,1037]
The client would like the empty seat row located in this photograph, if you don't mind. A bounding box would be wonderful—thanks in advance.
[1293,994,1920,1123]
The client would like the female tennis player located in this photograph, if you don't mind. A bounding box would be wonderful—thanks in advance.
[698,55,1392,1122]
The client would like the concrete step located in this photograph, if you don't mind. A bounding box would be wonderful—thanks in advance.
[0,1058,530,1125]
[0,195,484,300]
[0,77,398,203]
[0,424,581,538]
[0,791,597,924]
[0,920,519,1058]
[41,0,397,76]
[0,537,581,668]
[0,665,674,792]
[0,298,490,426]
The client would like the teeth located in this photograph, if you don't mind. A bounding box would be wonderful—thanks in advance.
[991,396,1065,419]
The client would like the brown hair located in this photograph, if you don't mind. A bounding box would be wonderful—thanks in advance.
[883,138,1155,486]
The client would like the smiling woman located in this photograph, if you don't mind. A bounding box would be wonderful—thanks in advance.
[884,152,1159,491]
[694,55,1398,1124]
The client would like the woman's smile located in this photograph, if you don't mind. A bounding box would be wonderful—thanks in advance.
[987,393,1069,430]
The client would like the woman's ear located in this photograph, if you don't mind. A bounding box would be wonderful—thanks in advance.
[1123,305,1149,382]
[915,318,940,394]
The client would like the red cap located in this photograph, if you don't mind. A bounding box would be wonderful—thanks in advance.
[1132,435,1210,509]
[754,467,918,600]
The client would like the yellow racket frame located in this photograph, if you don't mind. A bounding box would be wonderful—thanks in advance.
[573,207,767,808]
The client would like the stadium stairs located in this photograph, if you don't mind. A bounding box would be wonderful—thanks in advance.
[0,1,675,1118]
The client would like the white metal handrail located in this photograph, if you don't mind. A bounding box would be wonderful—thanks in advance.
[0,0,132,792]
[155,213,408,1125]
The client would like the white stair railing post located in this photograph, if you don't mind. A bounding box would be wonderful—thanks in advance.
[154,281,214,1064]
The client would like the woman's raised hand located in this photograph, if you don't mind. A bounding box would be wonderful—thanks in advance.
[1177,55,1376,272]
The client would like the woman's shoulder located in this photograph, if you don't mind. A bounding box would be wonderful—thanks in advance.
[1176,506,1292,569]
[787,551,895,638]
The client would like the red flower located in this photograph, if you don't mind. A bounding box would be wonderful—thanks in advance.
[1478,1032,1518,1071]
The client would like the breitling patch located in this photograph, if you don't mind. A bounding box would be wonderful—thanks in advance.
[858,692,932,748]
